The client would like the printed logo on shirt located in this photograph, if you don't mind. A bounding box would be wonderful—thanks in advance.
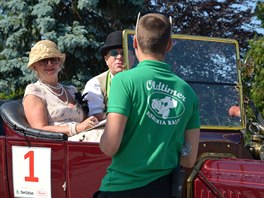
[146,80,186,125]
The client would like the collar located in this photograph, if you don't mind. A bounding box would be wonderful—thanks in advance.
[137,60,171,70]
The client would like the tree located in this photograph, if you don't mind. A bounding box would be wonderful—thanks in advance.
[0,0,262,101]
[0,0,142,99]
[143,0,261,54]
[242,1,264,118]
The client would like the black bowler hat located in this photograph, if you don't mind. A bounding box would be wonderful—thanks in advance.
[100,31,123,56]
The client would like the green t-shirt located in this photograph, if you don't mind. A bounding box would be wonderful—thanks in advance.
[100,60,200,191]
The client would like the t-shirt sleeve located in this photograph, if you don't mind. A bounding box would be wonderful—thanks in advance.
[107,74,131,117]
[23,83,46,100]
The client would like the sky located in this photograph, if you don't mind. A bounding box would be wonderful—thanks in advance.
[239,0,264,34]
[150,0,264,35]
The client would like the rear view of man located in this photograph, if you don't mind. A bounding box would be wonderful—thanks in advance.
[97,13,200,198]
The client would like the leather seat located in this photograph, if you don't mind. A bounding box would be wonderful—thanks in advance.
[0,100,67,141]
[0,100,6,136]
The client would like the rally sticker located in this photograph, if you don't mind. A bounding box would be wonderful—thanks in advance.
[12,146,51,198]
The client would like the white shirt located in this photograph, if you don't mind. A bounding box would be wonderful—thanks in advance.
[82,75,105,117]
[82,71,114,117]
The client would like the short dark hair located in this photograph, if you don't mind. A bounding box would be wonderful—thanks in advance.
[137,13,171,56]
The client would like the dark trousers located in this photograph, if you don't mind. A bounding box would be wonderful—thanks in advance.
[94,173,173,198]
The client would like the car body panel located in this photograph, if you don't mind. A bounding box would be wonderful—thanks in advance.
[193,158,264,198]
[0,118,111,198]
[0,136,9,198]
[5,137,66,197]
[65,142,110,197]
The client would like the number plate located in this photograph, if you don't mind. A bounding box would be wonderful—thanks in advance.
[12,146,51,198]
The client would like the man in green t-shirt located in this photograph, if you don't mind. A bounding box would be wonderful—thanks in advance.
[96,13,200,198]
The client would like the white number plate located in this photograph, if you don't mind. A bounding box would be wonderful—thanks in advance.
[12,146,51,198]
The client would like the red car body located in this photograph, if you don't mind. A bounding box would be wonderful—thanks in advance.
[0,109,111,198]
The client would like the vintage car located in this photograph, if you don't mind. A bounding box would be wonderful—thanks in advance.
[0,30,264,198]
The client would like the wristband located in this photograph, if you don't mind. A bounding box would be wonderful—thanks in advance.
[68,123,77,136]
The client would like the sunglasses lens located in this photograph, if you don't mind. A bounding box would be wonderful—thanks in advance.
[110,50,118,56]
[109,50,123,57]
[50,58,60,64]
[39,58,60,66]
[39,59,48,66]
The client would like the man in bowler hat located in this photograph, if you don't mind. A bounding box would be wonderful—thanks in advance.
[82,31,124,121]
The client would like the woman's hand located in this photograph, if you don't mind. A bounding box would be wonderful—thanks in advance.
[76,116,99,133]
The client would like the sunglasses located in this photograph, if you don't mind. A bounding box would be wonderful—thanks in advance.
[135,11,172,36]
[39,57,60,66]
[108,49,124,57]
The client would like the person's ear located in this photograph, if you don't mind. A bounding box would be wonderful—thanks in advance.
[166,38,172,52]
[104,55,109,61]
[133,36,138,50]
[104,55,110,66]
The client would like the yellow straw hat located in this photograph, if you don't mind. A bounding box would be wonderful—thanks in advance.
[27,40,66,69]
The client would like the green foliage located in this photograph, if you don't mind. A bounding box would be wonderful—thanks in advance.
[143,0,260,54]
[241,2,264,120]
[247,38,264,117]
[255,1,264,25]
[0,0,263,102]
[0,0,142,99]
[0,87,24,100]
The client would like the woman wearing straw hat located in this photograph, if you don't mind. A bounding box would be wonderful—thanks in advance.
[23,40,99,138]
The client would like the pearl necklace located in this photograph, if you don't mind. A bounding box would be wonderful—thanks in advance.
[39,81,69,104]
[45,83,62,90]
[45,85,64,97]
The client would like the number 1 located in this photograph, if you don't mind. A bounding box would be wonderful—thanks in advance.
[24,151,39,182]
